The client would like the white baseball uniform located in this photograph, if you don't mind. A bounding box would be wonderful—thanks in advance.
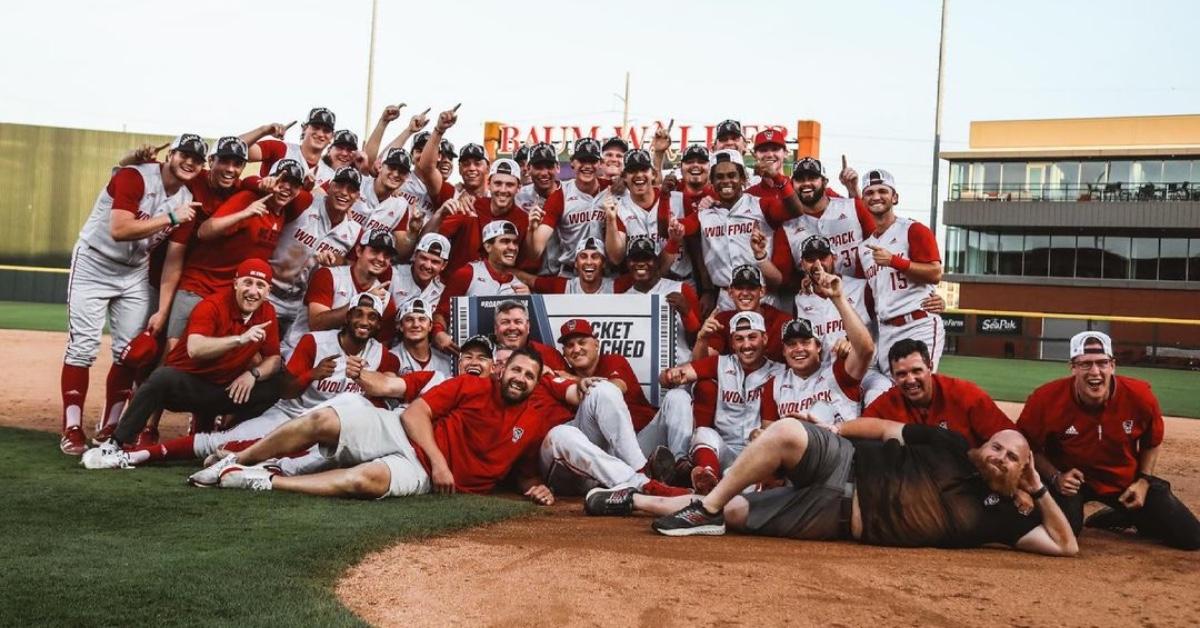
[538,179,612,276]
[285,265,393,354]
[390,344,453,377]
[793,276,871,357]
[689,354,785,468]
[613,190,693,279]
[258,141,336,187]
[760,358,863,427]
[778,197,873,277]
[267,193,363,331]
[679,192,787,310]
[389,263,445,313]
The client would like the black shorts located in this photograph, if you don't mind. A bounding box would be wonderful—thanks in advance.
[742,422,855,540]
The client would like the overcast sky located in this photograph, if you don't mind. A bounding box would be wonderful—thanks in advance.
[3,0,1197,226]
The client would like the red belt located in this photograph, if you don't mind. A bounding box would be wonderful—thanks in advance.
[883,309,929,327]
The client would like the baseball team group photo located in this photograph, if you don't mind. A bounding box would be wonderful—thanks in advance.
[3,1,1198,626]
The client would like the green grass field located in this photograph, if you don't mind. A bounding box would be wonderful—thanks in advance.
[0,427,532,627]
[0,300,71,332]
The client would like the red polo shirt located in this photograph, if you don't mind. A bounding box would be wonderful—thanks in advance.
[1017,376,1165,496]
[863,373,1013,448]
[165,291,280,385]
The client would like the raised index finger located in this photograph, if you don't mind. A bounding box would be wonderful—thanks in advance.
[451,103,462,112]
[155,142,171,152]
[284,120,297,130]
[842,154,848,170]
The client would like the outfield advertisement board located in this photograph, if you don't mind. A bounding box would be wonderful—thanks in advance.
[452,294,676,404]
[942,313,967,335]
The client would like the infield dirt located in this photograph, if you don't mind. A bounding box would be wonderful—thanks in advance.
[7,329,1199,627]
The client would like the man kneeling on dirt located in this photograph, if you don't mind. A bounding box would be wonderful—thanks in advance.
[586,417,1079,556]
[188,345,556,502]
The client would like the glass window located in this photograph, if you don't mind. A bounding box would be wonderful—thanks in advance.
[981,162,1001,197]
[998,233,1023,275]
[1080,161,1108,199]
[1109,160,1132,184]
[1001,162,1026,199]
[1049,234,1076,277]
[980,231,999,274]
[1132,237,1159,280]
[1190,238,1200,281]
[1131,160,1163,184]
[1076,235,1102,278]
[1051,161,1079,201]
[1103,236,1130,279]
[1160,238,1188,281]
[945,227,964,273]
[950,163,966,199]
[1164,160,1191,199]
[1024,234,1050,277]
[966,229,984,274]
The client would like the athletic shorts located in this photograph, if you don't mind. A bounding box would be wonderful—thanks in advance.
[742,422,855,540]
[319,393,430,498]
[167,290,205,339]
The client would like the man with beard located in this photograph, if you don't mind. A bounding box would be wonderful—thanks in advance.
[614,236,702,366]
[104,293,400,470]
[525,138,612,277]
[390,298,453,377]
[243,107,337,185]
[857,169,944,375]
[693,265,791,363]
[538,319,693,498]
[432,220,529,352]
[517,237,612,295]
[285,230,397,352]
[268,166,366,336]
[59,133,205,454]
[661,311,785,494]
[427,159,530,276]
[605,149,690,281]
[587,417,1078,558]
[482,300,568,373]
[776,156,873,278]
[82,260,286,469]
[1018,332,1200,550]
[760,271,875,433]
[202,348,557,504]
[389,232,449,315]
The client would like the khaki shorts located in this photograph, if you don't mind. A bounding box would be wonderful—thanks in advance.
[320,394,431,498]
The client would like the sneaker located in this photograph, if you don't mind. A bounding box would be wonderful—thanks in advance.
[652,501,726,537]
[1085,506,1137,534]
[645,446,678,486]
[218,464,275,491]
[134,426,160,449]
[80,440,132,470]
[641,479,691,498]
[60,427,87,456]
[91,423,116,447]
[188,453,238,488]
[585,486,637,516]
[690,466,719,495]
[202,449,232,468]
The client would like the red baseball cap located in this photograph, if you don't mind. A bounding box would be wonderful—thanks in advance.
[557,318,596,345]
[236,258,273,283]
[753,128,787,150]
[119,330,159,368]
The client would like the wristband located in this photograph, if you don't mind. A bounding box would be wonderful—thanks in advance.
[754,252,768,262]
[1029,485,1049,500]
[250,367,262,380]
[167,210,179,226]
[664,238,682,255]
[890,255,911,272]
[432,321,446,335]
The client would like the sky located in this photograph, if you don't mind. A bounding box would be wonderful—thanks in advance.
[2,0,1198,228]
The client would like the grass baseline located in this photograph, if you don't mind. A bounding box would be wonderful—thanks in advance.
[0,427,533,627]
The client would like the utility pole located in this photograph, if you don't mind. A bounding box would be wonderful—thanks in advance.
[364,0,380,137]
[621,71,630,136]
[929,0,949,237]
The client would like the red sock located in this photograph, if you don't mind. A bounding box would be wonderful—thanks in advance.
[101,363,136,430]
[692,447,720,476]
[160,435,197,461]
[61,363,90,433]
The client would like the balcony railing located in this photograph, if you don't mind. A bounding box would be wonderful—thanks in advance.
[949,182,1200,202]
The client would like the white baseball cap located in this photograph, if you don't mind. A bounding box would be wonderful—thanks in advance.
[709,149,745,172]
[351,292,386,317]
[1070,331,1113,360]
[729,311,766,333]
[861,168,897,193]
[574,236,606,258]
[489,158,522,181]
[400,298,431,320]
[415,233,451,261]
[482,219,518,243]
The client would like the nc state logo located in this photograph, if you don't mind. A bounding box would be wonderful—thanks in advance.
[512,427,525,443]
[984,493,1000,506]
[1122,419,1134,434]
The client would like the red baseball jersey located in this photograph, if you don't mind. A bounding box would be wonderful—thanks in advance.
[1017,376,1165,496]
[863,373,1013,448]
[164,291,280,385]
[705,304,792,363]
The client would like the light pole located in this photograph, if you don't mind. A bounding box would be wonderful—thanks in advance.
[929,0,949,237]
[364,0,380,137]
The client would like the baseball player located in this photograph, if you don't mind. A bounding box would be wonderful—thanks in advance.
[614,236,702,366]
[390,129,457,215]
[539,319,694,495]
[82,259,285,469]
[600,136,628,180]
[605,149,691,281]
[693,265,791,363]
[588,418,1078,557]
[388,232,449,315]
[515,142,561,213]
[356,147,412,212]
[711,119,746,154]
[285,229,398,353]
[242,107,337,184]
[361,104,422,179]
[666,150,803,311]
[425,159,529,276]
[759,271,875,435]
[431,220,529,350]
[661,311,785,494]
[59,133,205,454]
[744,129,791,199]
[524,138,612,277]
[418,106,489,198]
[512,144,532,183]
[197,348,558,503]
[516,237,613,295]
[268,166,366,336]
[1017,331,1200,550]
[322,130,361,174]
[659,144,713,220]
[105,292,401,469]
[774,157,873,279]
[390,298,453,377]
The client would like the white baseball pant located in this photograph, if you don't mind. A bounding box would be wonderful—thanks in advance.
[64,244,153,366]
[690,426,743,472]
[539,381,649,493]
[875,313,945,376]
[191,405,298,458]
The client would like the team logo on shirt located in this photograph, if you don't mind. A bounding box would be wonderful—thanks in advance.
[1064,425,1079,436]
[938,420,948,430]
[984,493,1001,507]
[1122,419,1134,434]
[512,427,525,443]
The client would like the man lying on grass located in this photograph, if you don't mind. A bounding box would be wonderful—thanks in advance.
[586,416,1079,556]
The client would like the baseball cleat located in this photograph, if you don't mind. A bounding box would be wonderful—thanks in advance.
[652,501,726,537]
[585,486,637,516]
[690,466,719,496]
[187,453,238,487]
[91,423,117,447]
[80,440,132,470]
[218,464,276,491]
[60,427,88,456]
[646,446,678,486]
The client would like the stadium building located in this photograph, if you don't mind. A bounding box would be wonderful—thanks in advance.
[939,114,1200,367]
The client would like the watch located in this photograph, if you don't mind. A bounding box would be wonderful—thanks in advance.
[250,367,262,380]
[1029,485,1049,500]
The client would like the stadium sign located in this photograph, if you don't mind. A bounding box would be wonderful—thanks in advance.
[976,315,1023,336]
[941,313,966,335]
[488,121,793,155]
